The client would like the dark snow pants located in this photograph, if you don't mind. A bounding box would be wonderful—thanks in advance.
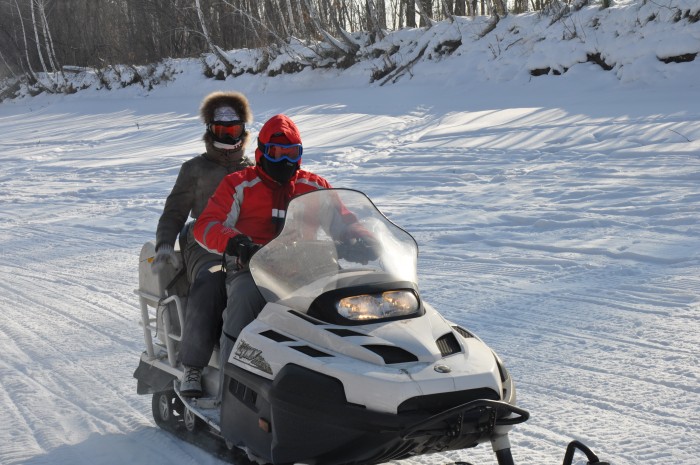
[178,261,227,368]
[218,270,267,392]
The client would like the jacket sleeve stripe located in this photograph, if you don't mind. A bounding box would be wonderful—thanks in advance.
[198,221,224,254]
[296,178,329,190]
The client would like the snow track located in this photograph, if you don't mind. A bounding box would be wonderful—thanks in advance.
[1,78,699,465]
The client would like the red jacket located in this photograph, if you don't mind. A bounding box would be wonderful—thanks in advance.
[194,165,332,253]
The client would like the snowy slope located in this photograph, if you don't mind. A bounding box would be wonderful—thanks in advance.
[1,3,700,465]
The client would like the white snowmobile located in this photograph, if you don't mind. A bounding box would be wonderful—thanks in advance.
[134,188,607,465]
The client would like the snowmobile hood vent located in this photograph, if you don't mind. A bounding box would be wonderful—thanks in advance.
[436,332,462,357]
[326,328,367,337]
[260,329,295,343]
[453,325,475,338]
[363,344,418,364]
[291,345,334,357]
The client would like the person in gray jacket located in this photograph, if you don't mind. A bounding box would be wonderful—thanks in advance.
[152,91,254,397]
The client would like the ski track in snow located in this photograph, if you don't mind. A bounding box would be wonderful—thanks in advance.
[338,105,700,465]
[1,82,699,465]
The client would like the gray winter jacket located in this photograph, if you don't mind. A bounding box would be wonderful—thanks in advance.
[155,146,253,282]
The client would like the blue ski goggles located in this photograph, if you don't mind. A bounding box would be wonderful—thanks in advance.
[261,143,303,163]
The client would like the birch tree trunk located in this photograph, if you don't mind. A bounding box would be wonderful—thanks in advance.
[405,0,416,27]
[38,0,65,84]
[283,0,296,36]
[376,0,387,29]
[440,0,455,21]
[366,0,386,40]
[415,0,434,28]
[492,0,508,16]
[329,9,361,54]
[302,0,355,55]
[294,0,311,39]
[195,0,233,74]
[269,0,291,39]
[13,0,46,90]
[0,51,18,79]
[29,0,57,88]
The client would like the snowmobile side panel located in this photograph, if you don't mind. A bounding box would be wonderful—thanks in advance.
[220,361,276,462]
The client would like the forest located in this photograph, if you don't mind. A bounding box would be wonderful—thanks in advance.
[1,0,599,92]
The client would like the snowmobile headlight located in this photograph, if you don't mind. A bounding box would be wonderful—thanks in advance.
[336,290,419,321]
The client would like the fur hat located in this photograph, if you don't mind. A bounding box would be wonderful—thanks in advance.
[200,91,252,152]
[200,91,251,124]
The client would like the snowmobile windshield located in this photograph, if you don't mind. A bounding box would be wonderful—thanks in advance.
[249,189,418,312]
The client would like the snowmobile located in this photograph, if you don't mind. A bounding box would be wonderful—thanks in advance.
[134,188,608,465]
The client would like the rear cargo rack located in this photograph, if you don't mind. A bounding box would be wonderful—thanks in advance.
[136,289,184,367]
[135,240,186,368]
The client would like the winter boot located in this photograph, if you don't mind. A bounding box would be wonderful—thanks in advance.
[180,366,203,398]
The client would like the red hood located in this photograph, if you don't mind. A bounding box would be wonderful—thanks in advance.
[255,114,303,164]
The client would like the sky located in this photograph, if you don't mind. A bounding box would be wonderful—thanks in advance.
[1,2,699,465]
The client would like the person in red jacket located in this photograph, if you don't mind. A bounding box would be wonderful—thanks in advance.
[188,114,332,397]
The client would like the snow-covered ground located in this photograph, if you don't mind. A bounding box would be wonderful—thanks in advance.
[1,3,700,465]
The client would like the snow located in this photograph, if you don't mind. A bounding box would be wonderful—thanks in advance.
[1,3,699,465]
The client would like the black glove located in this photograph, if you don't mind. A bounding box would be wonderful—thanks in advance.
[339,224,380,265]
[226,235,261,266]
[350,235,380,264]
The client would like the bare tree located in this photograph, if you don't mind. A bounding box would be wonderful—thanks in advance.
[366,0,386,40]
[440,0,455,21]
[0,49,17,80]
[29,0,58,89]
[12,0,42,88]
[302,0,356,55]
[376,0,387,29]
[281,0,297,37]
[327,3,361,55]
[492,0,508,16]
[37,0,65,84]
[195,0,234,74]
[416,0,434,28]
[404,0,416,27]
[4,0,584,97]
